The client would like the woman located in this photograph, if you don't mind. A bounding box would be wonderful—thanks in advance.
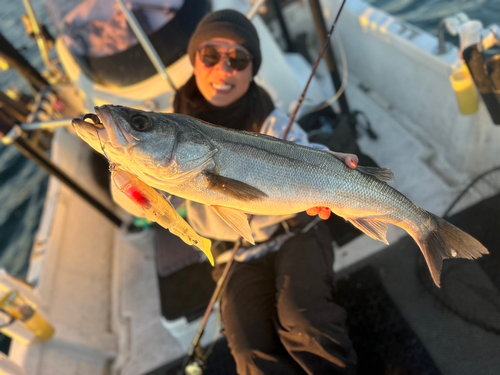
[174,9,357,375]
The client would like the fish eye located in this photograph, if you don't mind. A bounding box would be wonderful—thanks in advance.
[131,114,152,132]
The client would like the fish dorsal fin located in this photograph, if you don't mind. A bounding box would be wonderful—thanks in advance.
[348,218,389,245]
[326,151,394,182]
[211,206,255,245]
[356,166,395,183]
[204,171,268,202]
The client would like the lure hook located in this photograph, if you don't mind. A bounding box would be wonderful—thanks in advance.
[81,113,104,129]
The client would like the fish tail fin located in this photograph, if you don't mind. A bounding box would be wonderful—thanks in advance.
[412,211,488,287]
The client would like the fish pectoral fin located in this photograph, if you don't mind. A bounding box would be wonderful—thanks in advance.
[356,166,395,183]
[348,217,389,245]
[211,206,255,245]
[204,172,268,202]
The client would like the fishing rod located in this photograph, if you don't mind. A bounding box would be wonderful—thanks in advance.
[285,0,349,139]
[23,0,52,69]
[183,238,245,374]
[0,33,49,93]
[0,112,123,227]
[0,28,123,227]
[183,2,349,372]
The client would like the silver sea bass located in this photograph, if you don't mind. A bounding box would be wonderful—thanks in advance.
[72,105,488,286]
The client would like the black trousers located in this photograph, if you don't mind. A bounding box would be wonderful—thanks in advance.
[220,222,357,375]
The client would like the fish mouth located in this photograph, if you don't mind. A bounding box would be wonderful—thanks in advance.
[94,106,136,148]
[71,115,106,149]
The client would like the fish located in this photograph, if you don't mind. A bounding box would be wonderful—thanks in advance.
[72,105,488,287]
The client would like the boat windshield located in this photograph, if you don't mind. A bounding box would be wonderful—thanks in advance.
[45,0,209,87]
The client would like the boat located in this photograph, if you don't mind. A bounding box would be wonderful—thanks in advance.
[1,0,500,373]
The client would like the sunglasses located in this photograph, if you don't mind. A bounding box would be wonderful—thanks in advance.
[197,45,253,71]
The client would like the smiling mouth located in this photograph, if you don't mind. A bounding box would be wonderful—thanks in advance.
[211,83,233,92]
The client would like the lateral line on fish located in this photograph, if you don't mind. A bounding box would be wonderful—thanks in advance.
[212,138,332,170]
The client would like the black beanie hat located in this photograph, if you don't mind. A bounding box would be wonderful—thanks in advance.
[188,9,261,76]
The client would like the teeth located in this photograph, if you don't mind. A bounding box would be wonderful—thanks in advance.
[212,83,232,91]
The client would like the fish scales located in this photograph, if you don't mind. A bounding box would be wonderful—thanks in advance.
[202,122,366,212]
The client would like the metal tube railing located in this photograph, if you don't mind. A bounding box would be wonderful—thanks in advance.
[115,0,178,92]
[21,119,72,131]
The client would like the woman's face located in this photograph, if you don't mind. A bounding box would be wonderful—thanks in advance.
[194,38,253,107]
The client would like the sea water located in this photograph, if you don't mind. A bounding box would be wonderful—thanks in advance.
[0,0,55,280]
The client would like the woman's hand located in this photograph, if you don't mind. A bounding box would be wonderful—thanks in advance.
[329,151,359,169]
[306,152,358,220]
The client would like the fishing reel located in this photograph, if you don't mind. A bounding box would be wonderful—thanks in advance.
[182,344,208,375]
[463,32,500,125]
[441,13,500,124]
[184,360,204,375]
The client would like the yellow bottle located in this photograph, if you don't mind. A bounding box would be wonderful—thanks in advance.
[0,291,54,341]
[450,63,480,115]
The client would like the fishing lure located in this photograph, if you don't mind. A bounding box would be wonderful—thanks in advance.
[111,168,214,265]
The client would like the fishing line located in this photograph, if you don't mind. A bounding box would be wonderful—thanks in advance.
[307,34,349,114]
[80,113,113,165]
[97,132,111,165]
[95,123,113,169]
[284,0,348,140]
[417,165,500,335]
[443,165,500,219]
[416,253,500,336]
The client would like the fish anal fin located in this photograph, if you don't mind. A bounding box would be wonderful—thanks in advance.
[211,206,255,245]
[348,218,389,245]
[356,166,395,183]
[204,172,268,202]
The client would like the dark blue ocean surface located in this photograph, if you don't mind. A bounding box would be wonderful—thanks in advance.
[0,0,57,93]
[370,0,500,33]
[0,146,48,278]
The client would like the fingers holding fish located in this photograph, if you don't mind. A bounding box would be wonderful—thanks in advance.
[328,151,358,169]
[306,207,332,220]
